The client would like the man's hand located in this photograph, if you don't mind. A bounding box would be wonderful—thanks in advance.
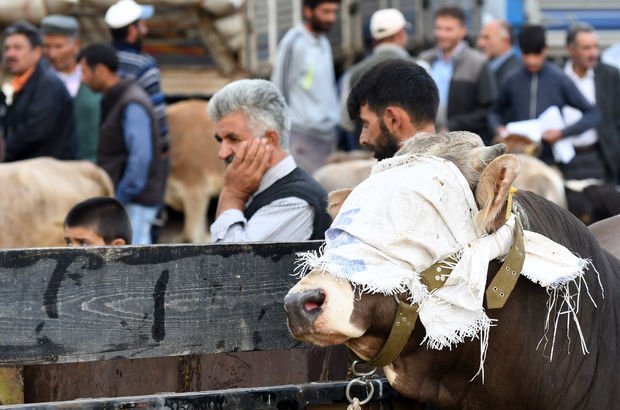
[542,129,563,144]
[216,138,272,217]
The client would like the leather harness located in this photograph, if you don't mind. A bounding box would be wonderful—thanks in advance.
[364,215,526,367]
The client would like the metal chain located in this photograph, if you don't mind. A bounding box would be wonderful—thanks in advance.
[345,360,377,408]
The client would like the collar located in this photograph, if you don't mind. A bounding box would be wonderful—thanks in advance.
[373,43,409,58]
[564,60,594,80]
[365,216,525,367]
[437,41,465,62]
[11,63,37,93]
[489,49,514,72]
[113,39,141,53]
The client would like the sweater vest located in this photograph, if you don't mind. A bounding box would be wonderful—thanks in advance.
[244,167,332,240]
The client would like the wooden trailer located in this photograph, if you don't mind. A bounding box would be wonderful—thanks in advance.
[0,242,402,408]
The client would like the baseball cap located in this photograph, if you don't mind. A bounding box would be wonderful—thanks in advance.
[41,15,80,37]
[370,8,408,40]
[105,0,154,29]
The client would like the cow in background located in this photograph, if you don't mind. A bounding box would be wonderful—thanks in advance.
[0,158,114,248]
[313,149,567,208]
[165,99,224,243]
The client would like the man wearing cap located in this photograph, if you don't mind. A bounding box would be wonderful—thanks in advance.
[105,0,169,242]
[105,0,169,155]
[339,8,428,143]
[419,6,496,144]
[270,0,341,175]
[41,14,101,162]
[1,20,77,162]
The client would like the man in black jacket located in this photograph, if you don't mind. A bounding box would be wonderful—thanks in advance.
[2,21,77,162]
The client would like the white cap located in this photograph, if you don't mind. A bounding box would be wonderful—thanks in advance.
[370,8,407,40]
[105,0,154,29]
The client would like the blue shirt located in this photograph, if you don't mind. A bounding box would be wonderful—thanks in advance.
[430,42,465,106]
[116,102,153,204]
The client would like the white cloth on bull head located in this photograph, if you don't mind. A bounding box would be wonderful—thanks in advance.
[297,154,596,374]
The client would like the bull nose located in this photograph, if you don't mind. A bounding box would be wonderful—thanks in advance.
[284,289,325,326]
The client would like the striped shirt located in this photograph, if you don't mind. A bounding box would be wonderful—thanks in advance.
[113,40,169,152]
[210,156,315,242]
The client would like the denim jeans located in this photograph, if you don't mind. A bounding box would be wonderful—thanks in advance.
[125,203,159,245]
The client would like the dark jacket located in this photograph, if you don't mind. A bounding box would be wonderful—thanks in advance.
[420,45,497,144]
[3,61,77,162]
[245,167,332,240]
[593,62,620,182]
[98,79,165,206]
[489,62,600,163]
[493,53,521,88]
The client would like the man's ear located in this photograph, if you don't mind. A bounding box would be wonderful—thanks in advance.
[327,188,353,219]
[110,238,127,246]
[383,106,404,133]
[474,154,520,234]
[263,130,279,147]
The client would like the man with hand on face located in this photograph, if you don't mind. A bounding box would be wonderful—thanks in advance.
[270,0,341,175]
[208,79,331,243]
[346,59,439,160]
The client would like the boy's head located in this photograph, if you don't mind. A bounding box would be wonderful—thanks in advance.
[64,197,132,246]
[518,25,547,72]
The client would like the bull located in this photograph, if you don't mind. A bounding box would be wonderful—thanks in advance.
[285,132,619,409]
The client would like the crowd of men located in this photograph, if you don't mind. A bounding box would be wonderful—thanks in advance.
[1,0,619,245]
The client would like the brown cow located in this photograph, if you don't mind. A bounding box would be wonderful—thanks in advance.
[165,99,225,243]
[285,133,619,409]
[0,158,114,248]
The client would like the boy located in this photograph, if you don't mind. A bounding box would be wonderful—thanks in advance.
[64,196,132,246]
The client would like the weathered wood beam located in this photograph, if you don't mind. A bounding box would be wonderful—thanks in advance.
[1,378,399,410]
[0,242,322,366]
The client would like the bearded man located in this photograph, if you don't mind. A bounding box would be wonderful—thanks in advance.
[347,59,438,160]
[271,0,341,174]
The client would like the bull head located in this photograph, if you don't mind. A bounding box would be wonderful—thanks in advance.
[285,132,521,391]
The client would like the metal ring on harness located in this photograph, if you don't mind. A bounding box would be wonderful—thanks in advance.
[345,378,375,405]
[351,359,377,377]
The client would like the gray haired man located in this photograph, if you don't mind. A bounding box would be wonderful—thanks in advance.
[208,79,331,242]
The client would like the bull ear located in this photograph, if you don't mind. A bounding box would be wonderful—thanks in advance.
[474,154,520,234]
[469,143,506,172]
[327,188,353,219]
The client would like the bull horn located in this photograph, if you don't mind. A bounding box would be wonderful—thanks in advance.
[470,144,506,172]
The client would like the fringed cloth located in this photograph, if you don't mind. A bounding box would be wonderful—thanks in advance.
[296,155,602,378]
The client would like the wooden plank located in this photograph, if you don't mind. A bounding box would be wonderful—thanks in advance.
[1,378,400,410]
[0,242,322,366]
